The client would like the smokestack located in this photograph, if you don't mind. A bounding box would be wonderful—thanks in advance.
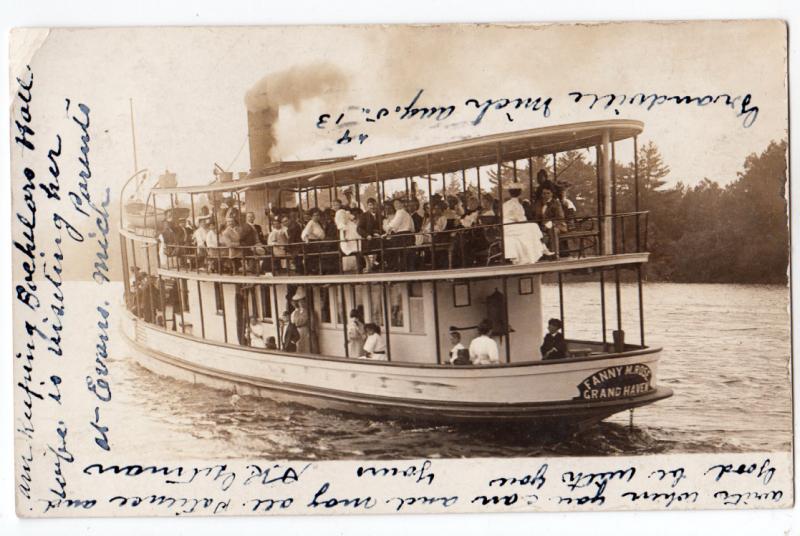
[247,106,278,174]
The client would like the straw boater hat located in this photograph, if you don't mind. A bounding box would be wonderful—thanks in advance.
[292,287,306,301]
[506,179,524,193]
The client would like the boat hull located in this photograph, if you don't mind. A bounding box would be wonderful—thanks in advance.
[121,313,672,428]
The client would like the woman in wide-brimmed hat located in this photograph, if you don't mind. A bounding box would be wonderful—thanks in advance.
[290,287,311,353]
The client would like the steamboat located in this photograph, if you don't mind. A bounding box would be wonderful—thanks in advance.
[118,103,672,430]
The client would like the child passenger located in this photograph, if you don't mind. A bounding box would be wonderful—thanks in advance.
[448,330,469,365]
[362,323,387,360]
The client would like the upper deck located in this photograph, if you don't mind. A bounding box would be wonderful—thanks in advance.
[121,119,648,283]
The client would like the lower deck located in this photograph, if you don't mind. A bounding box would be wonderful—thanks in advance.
[122,310,667,408]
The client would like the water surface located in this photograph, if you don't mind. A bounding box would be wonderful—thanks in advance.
[108,282,792,460]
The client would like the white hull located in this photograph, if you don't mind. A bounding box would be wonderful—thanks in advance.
[121,313,672,427]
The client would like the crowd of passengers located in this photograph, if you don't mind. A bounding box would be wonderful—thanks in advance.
[156,169,579,275]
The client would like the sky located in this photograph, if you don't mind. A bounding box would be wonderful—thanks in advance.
[11,21,788,198]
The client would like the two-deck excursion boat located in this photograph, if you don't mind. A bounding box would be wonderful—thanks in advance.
[118,111,672,431]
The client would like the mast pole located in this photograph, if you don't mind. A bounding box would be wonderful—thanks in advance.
[496,143,504,261]
[129,98,139,175]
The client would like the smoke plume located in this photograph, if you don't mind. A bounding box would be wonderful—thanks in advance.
[245,62,348,112]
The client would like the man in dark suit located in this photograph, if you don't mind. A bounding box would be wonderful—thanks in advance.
[409,198,423,232]
[541,318,567,360]
[244,212,264,243]
[357,198,380,242]
[357,198,381,270]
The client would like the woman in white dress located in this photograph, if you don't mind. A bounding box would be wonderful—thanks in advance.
[290,288,311,353]
[248,317,267,348]
[340,210,362,272]
[502,181,549,265]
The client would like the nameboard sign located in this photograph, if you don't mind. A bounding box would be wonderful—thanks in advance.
[577,364,653,401]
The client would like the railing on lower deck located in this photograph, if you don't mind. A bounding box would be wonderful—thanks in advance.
[143,211,649,278]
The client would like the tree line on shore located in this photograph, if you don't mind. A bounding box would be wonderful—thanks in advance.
[568,138,789,284]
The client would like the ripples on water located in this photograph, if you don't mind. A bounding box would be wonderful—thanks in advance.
[111,283,792,459]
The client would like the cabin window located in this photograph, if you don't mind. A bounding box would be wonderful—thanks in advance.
[349,285,366,322]
[408,282,425,334]
[369,284,384,327]
[248,287,257,318]
[389,283,405,328]
[334,288,343,325]
[214,282,224,314]
[260,285,272,320]
[180,279,190,312]
[317,286,342,328]
[319,287,332,324]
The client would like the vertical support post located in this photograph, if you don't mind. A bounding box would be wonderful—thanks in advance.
[528,156,534,203]
[426,155,436,269]
[340,284,349,357]
[153,195,161,269]
[120,236,130,307]
[213,193,221,272]
[158,277,168,331]
[600,269,607,350]
[461,169,467,193]
[432,280,441,365]
[266,186,272,232]
[615,266,623,351]
[502,277,511,363]
[476,166,482,208]
[637,264,645,347]
[145,243,156,324]
[177,279,186,333]
[382,282,391,361]
[196,280,206,338]
[130,240,140,318]
[332,169,337,203]
[441,172,446,198]
[495,143,505,259]
[272,284,281,348]
[594,145,604,255]
[242,285,251,346]
[557,272,565,338]
[552,153,557,180]
[634,135,641,251]
[599,130,613,255]
[221,283,228,344]
[189,193,197,272]
[611,141,617,254]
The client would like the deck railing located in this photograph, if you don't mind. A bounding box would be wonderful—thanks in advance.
[129,211,649,278]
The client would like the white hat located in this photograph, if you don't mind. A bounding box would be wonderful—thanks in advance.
[292,287,306,301]
[506,179,523,192]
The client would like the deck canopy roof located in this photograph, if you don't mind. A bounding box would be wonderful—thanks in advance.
[153,119,643,195]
